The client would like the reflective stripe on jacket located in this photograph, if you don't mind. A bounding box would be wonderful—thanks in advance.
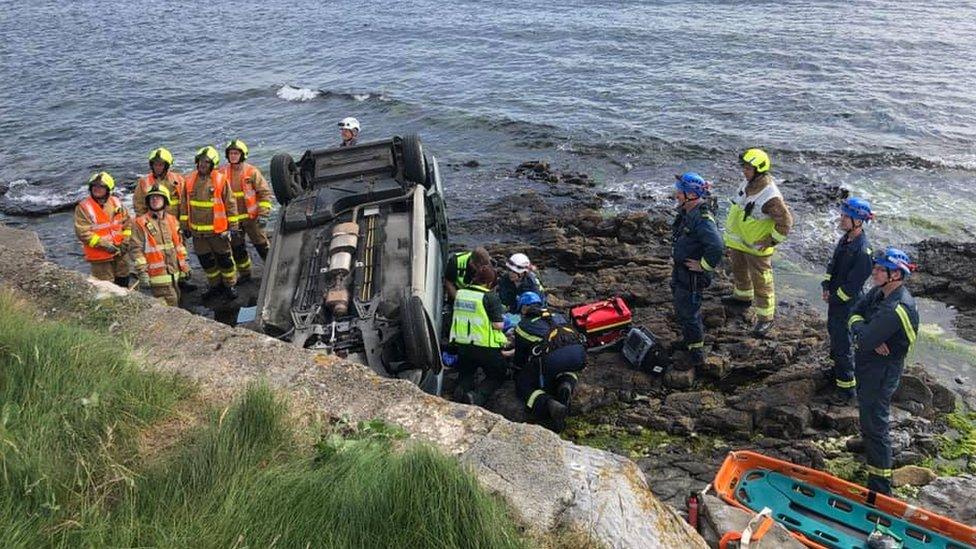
[848,285,919,362]
[221,163,273,222]
[133,213,189,284]
[134,171,184,217]
[450,285,506,348]
[76,196,128,262]
[181,170,237,235]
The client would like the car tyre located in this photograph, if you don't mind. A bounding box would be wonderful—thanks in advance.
[270,153,302,205]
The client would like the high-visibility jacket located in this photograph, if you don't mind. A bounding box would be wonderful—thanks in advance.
[180,169,238,236]
[133,171,184,217]
[451,251,472,289]
[74,195,130,262]
[724,173,793,257]
[221,163,273,222]
[450,285,506,348]
[132,212,189,284]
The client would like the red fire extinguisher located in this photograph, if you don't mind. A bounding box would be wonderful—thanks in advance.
[686,492,700,531]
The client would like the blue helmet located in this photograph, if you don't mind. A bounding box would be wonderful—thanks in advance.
[674,171,711,197]
[874,246,915,278]
[840,197,874,222]
[517,291,543,309]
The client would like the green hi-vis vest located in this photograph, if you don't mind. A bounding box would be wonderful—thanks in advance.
[449,285,506,348]
[454,251,472,289]
[723,180,784,257]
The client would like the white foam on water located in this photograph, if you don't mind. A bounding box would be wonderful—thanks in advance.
[275,85,321,102]
[351,93,371,102]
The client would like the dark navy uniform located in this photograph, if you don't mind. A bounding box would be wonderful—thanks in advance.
[671,202,724,356]
[849,285,919,494]
[822,232,872,395]
[498,272,546,314]
[513,308,586,417]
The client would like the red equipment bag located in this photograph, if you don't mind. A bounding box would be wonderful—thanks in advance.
[570,297,632,349]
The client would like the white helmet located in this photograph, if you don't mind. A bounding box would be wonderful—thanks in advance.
[506,253,531,274]
[338,117,360,131]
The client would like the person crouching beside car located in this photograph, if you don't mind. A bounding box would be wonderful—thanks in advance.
[449,264,508,407]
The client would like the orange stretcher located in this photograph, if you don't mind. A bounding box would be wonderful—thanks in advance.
[711,450,976,548]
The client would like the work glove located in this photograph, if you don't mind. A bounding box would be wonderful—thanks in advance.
[100,242,119,255]
[224,229,239,242]
[138,271,151,287]
[181,228,192,239]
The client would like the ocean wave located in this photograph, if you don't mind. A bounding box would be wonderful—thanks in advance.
[275,85,392,103]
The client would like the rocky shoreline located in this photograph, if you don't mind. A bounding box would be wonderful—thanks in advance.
[462,162,976,527]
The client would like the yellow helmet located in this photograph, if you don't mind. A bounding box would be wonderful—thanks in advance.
[740,148,771,173]
[88,171,116,191]
[225,139,249,162]
[194,146,220,168]
[148,147,174,168]
[145,184,171,206]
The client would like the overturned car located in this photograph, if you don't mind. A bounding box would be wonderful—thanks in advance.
[256,135,449,394]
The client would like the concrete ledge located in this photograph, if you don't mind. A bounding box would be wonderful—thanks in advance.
[0,223,706,548]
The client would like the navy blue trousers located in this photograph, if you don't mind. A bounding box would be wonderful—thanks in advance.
[855,358,904,494]
[672,283,704,349]
[827,303,856,395]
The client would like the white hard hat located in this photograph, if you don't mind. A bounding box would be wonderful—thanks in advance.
[506,253,531,273]
[338,117,360,131]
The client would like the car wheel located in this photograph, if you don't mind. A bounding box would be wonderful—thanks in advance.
[270,153,302,205]
[401,134,427,186]
[402,294,440,373]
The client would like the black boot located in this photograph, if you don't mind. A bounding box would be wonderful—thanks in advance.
[546,399,569,432]
[201,286,222,300]
[256,244,269,261]
[114,276,130,288]
[178,278,198,292]
[223,285,239,300]
[556,380,574,408]
[752,319,774,337]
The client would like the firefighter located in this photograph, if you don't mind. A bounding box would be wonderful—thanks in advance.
[180,146,240,300]
[670,172,724,368]
[849,247,919,495]
[134,147,183,218]
[449,264,508,407]
[74,171,131,285]
[722,148,794,336]
[222,139,273,282]
[131,185,190,306]
[822,197,874,404]
[511,291,586,431]
[338,117,359,147]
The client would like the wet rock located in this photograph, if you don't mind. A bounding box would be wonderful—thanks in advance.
[664,391,724,417]
[811,404,859,434]
[892,451,926,468]
[930,381,957,413]
[698,407,753,438]
[764,405,812,439]
[665,367,696,390]
[463,159,480,168]
[893,374,933,412]
[0,181,9,196]
[892,465,937,488]
[913,239,976,341]
[913,474,976,525]
[698,494,806,549]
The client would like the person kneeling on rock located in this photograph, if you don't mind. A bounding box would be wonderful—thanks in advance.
[511,291,586,432]
[498,253,547,314]
[670,172,724,369]
[449,264,509,407]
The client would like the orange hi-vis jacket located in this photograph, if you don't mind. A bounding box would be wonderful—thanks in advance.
[132,212,189,284]
[133,171,184,217]
[74,195,130,262]
[221,162,273,222]
[180,169,238,237]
